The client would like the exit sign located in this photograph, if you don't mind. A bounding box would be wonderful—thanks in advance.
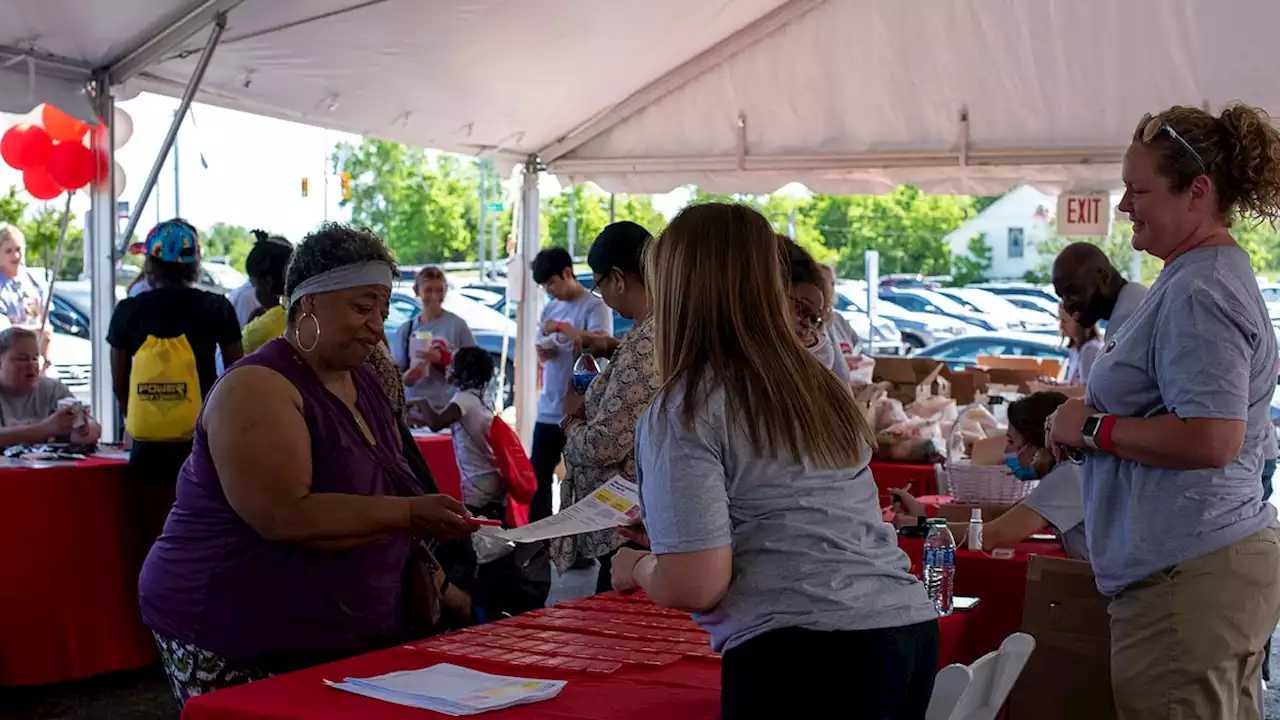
[1056,193,1110,237]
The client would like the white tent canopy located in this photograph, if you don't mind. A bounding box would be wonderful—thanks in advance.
[8,0,1280,194]
[4,0,1280,438]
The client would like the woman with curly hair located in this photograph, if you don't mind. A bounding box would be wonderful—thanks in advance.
[1048,104,1280,719]
[138,224,476,705]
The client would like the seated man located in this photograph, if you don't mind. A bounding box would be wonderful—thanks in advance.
[0,327,100,446]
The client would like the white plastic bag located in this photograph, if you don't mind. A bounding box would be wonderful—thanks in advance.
[847,354,876,384]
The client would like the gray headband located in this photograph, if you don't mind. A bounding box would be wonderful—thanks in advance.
[288,261,395,308]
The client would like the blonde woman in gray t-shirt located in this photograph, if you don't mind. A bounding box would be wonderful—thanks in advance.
[611,203,937,719]
[1048,104,1280,720]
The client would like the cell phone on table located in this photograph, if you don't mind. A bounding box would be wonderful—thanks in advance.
[953,596,980,611]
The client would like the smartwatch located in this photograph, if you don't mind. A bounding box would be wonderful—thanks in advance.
[1081,413,1110,451]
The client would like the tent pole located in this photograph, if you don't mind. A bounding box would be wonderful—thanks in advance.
[87,72,119,442]
[514,157,542,446]
[118,12,226,254]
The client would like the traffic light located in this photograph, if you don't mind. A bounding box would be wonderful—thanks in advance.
[341,172,352,200]
[301,177,309,197]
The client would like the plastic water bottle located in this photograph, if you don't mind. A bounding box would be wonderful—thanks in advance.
[924,518,956,616]
[572,349,600,394]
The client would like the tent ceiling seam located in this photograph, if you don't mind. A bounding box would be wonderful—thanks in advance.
[163,0,392,62]
[537,0,829,164]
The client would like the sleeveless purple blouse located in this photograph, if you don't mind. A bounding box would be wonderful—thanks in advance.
[139,338,422,664]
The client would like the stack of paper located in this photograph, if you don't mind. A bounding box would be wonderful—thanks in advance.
[325,664,566,716]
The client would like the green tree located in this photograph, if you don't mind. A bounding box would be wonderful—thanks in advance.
[201,222,255,271]
[612,194,667,236]
[951,234,994,285]
[683,189,832,263]
[806,186,976,278]
[544,184,610,252]
[0,186,84,279]
[335,139,484,264]
[1231,219,1280,272]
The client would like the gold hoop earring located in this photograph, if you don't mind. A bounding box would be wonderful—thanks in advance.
[297,312,321,353]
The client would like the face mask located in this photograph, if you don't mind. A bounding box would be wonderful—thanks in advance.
[1004,452,1042,481]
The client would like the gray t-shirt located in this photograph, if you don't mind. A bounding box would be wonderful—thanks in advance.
[637,380,937,653]
[391,310,476,410]
[0,376,74,430]
[536,294,612,424]
[1084,246,1277,596]
[1019,462,1089,561]
[1105,280,1149,339]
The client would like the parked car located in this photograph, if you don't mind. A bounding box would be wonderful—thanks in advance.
[841,296,971,350]
[967,282,1060,305]
[998,293,1061,320]
[385,289,516,407]
[935,287,1056,332]
[835,284,971,351]
[910,332,1069,369]
[879,288,1003,332]
[879,273,941,290]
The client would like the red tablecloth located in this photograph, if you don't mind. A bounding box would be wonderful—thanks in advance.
[870,461,937,506]
[415,434,462,500]
[0,457,158,686]
[182,594,980,720]
[897,536,1065,665]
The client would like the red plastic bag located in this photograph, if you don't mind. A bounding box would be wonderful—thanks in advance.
[488,416,535,527]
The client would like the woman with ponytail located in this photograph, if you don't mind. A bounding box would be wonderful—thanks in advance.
[1048,104,1280,719]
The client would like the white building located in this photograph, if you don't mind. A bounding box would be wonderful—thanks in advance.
[945,186,1056,281]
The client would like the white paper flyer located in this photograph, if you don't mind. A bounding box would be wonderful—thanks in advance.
[479,475,641,543]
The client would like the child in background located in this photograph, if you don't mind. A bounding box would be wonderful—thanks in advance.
[411,347,505,518]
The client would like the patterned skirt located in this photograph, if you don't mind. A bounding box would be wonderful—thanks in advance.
[153,632,271,706]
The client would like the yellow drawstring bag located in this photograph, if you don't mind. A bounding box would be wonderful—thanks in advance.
[126,334,202,442]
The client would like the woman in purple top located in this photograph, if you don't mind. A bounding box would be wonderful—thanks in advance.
[138,224,476,706]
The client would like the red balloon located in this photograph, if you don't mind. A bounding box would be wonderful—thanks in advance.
[24,166,64,200]
[41,104,88,143]
[46,141,95,190]
[0,126,24,169]
[0,124,52,171]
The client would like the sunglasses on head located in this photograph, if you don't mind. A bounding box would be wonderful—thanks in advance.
[1140,113,1208,174]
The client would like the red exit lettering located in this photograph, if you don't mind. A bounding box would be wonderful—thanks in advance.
[1067,197,1103,225]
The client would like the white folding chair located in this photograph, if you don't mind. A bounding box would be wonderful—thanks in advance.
[926,632,1036,720]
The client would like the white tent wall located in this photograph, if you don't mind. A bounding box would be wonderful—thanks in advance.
[4,0,1280,442]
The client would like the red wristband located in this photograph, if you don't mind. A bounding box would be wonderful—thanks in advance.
[1098,415,1117,454]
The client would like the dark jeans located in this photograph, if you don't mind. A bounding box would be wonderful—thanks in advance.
[529,422,566,523]
[721,621,940,720]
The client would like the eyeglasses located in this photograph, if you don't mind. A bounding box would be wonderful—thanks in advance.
[588,270,616,299]
[1140,113,1208,174]
[790,297,825,330]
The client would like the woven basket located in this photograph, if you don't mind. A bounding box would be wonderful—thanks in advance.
[941,403,1037,504]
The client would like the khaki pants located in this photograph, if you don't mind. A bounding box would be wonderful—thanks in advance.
[1109,528,1280,720]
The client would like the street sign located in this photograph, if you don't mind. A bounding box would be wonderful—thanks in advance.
[484,202,504,212]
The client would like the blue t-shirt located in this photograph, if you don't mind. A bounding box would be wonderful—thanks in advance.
[536,293,611,424]
[1084,246,1278,596]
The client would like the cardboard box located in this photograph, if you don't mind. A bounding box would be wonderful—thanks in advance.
[1009,555,1116,720]
[980,367,1058,393]
[942,366,989,406]
[1027,381,1087,399]
[936,502,1014,524]
[873,357,950,404]
[976,355,1063,378]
